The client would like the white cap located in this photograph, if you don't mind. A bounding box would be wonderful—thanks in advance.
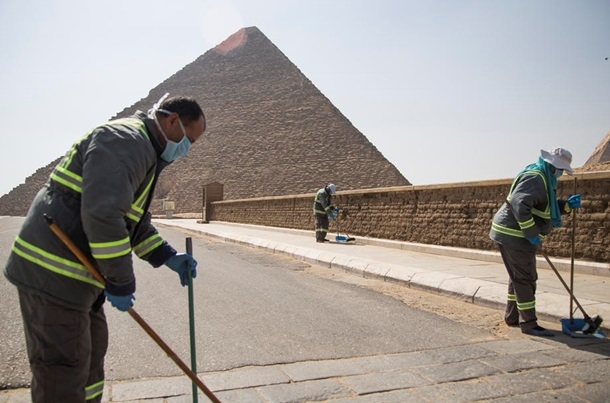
[540,147,573,174]
[327,183,337,195]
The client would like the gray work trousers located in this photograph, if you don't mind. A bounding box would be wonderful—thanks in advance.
[314,213,329,242]
[18,289,108,402]
[498,244,539,332]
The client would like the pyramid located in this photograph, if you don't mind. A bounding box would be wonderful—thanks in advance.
[579,130,610,172]
[0,26,409,216]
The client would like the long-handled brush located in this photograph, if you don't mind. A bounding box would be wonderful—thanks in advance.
[542,251,604,338]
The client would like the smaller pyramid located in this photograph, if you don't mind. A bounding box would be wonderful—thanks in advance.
[580,130,610,172]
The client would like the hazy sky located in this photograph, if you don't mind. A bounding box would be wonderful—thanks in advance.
[1,0,608,196]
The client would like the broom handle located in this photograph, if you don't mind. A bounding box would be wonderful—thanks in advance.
[44,215,221,403]
[186,237,199,403]
[542,251,590,321]
[569,178,577,321]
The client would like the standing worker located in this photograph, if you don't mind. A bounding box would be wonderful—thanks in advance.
[313,183,339,243]
[4,93,205,402]
[489,147,581,337]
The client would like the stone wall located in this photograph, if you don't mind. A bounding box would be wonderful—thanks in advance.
[208,171,610,263]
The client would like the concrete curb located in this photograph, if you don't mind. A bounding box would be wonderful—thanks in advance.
[157,221,610,330]
[195,221,610,277]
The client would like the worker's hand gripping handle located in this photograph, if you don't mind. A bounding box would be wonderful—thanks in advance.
[43,215,221,403]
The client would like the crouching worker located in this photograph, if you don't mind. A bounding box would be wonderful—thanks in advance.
[4,93,205,402]
[489,147,581,337]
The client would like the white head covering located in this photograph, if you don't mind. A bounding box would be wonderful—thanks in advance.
[540,147,573,174]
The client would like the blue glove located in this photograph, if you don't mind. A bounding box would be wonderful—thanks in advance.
[334,206,340,213]
[567,194,581,209]
[104,291,134,312]
[526,236,541,245]
[165,253,197,286]
[328,211,335,220]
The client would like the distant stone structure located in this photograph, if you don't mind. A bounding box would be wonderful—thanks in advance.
[578,131,610,173]
[0,26,408,216]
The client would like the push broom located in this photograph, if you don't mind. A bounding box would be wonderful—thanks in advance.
[542,179,604,338]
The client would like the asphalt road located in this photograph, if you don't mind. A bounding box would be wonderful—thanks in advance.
[0,217,493,388]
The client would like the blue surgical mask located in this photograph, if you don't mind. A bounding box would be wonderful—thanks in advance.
[158,116,190,162]
[148,93,191,162]
[554,168,564,178]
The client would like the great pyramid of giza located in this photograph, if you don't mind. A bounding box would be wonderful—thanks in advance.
[579,130,610,172]
[0,26,409,216]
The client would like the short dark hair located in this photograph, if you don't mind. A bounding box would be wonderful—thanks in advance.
[160,96,205,126]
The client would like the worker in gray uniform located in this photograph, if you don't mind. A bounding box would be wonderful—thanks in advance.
[4,93,205,402]
[489,147,581,337]
[313,183,338,242]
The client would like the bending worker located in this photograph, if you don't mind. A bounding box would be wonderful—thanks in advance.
[313,183,338,243]
[489,147,581,337]
[4,93,205,402]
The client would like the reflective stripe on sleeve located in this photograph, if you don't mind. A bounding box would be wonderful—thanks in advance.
[518,217,535,230]
[133,234,163,258]
[89,237,131,259]
[50,165,83,193]
[491,222,524,238]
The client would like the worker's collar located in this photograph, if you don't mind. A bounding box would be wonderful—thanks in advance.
[135,111,172,169]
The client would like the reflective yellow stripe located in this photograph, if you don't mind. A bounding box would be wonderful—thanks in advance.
[126,206,144,222]
[50,165,83,193]
[507,293,516,302]
[518,217,535,230]
[532,207,550,219]
[517,300,535,311]
[126,176,155,222]
[133,234,163,258]
[491,222,524,238]
[134,176,154,208]
[89,237,131,259]
[85,380,104,400]
[12,237,103,288]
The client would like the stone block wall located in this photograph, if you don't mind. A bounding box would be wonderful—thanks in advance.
[209,172,610,263]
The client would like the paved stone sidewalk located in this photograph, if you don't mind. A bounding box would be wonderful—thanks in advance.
[2,336,609,402]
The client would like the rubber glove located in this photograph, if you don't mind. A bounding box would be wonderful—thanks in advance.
[526,236,541,246]
[165,253,197,286]
[328,211,335,220]
[334,206,340,213]
[104,291,134,312]
[567,194,581,209]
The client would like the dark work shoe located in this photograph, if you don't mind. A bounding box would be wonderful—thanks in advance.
[523,326,554,337]
[506,322,519,328]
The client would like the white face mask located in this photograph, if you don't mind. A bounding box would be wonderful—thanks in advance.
[148,93,191,162]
